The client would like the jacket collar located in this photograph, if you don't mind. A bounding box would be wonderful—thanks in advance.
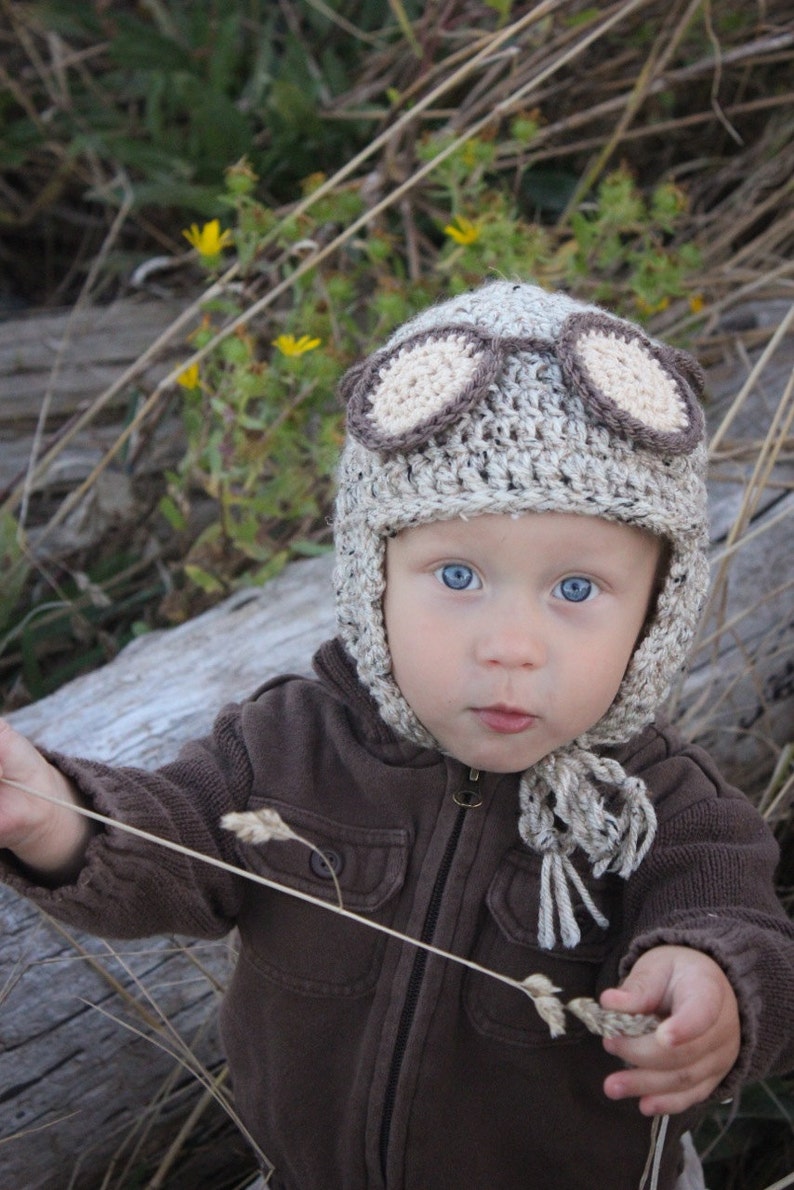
[313,637,441,765]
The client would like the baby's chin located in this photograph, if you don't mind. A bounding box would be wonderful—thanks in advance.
[441,738,562,776]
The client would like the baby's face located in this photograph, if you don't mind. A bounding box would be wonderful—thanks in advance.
[383,512,661,773]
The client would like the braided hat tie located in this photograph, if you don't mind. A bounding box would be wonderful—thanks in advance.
[519,747,657,947]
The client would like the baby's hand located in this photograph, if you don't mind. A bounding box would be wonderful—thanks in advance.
[600,944,740,1116]
[0,718,88,875]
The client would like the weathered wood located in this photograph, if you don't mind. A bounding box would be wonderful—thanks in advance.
[0,297,192,427]
[673,317,794,791]
[0,298,192,561]
[0,312,792,1189]
[1,554,336,1189]
[7,553,337,767]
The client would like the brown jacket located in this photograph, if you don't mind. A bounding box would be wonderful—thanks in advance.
[5,640,794,1189]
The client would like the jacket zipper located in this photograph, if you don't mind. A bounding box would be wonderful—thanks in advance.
[378,768,482,1181]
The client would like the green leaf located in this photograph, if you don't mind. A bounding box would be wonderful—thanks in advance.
[108,15,195,73]
[184,564,226,594]
[31,0,102,40]
[291,540,333,557]
[521,169,578,216]
[158,495,187,532]
[0,511,30,638]
[484,0,513,25]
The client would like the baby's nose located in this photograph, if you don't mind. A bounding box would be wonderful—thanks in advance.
[475,610,547,669]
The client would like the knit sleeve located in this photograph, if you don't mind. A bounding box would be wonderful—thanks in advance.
[616,742,794,1095]
[0,701,257,940]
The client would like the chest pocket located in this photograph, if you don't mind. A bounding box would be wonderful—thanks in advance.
[465,848,620,1047]
[236,799,410,997]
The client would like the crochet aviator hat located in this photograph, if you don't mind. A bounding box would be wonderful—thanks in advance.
[333,281,709,947]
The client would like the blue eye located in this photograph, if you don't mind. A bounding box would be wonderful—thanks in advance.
[554,575,596,603]
[436,563,481,591]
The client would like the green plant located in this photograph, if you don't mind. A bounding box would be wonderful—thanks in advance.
[160,136,703,613]
[162,305,343,600]
[696,1076,794,1190]
[0,0,406,303]
[0,547,161,703]
[566,167,702,314]
[20,0,379,208]
[158,162,429,614]
[0,511,30,639]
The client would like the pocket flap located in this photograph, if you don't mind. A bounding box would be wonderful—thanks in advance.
[241,799,410,913]
[487,849,617,959]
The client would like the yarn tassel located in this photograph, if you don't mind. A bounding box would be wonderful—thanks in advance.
[519,744,657,949]
[539,852,611,949]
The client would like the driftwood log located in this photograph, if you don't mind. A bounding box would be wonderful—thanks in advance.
[0,300,792,1189]
[0,296,192,562]
[1,555,336,1190]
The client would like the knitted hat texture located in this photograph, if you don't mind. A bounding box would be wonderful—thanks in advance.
[333,281,709,947]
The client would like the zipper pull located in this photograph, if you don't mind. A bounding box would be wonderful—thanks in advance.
[453,768,483,808]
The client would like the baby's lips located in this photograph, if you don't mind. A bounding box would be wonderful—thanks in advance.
[474,705,537,734]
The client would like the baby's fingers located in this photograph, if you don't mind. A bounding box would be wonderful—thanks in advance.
[603,1055,721,1116]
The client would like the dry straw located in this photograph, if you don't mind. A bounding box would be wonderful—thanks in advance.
[3,775,659,1042]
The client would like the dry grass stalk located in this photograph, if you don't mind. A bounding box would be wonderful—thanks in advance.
[222,807,345,908]
[3,775,656,1042]
[4,3,791,579]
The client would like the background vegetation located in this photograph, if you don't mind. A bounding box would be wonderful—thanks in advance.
[0,1,792,1186]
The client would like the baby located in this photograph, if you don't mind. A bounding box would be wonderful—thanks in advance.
[1,282,792,1190]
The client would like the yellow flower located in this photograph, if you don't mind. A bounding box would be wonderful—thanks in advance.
[443,215,481,245]
[182,219,233,258]
[176,362,200,389]
[272,333,322,357]
[688,294,705,314]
